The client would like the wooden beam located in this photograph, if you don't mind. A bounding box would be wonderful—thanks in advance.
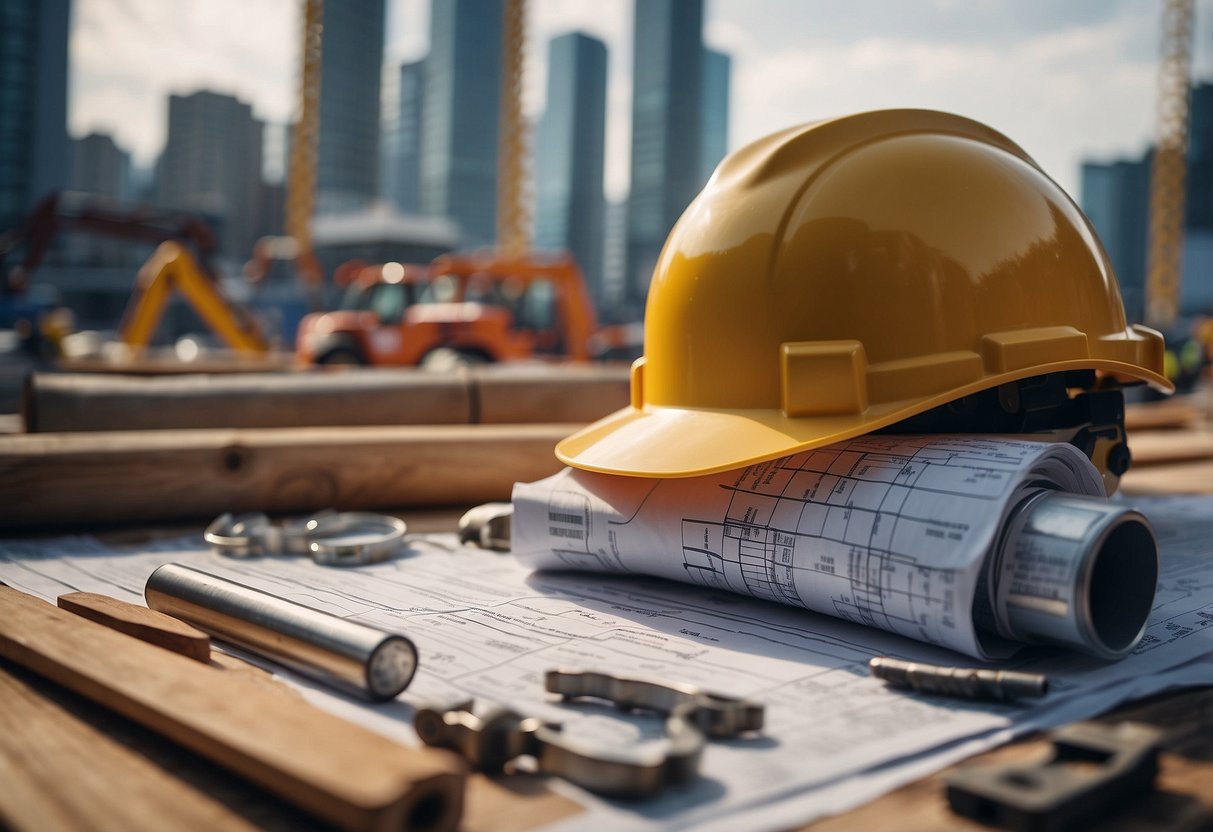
[0,661,263,832]
[1120,459,1213,495]
[57,592,211,662]
[22,364,630,433]
[1127,428,1213,467]
[0,586,465,832]
[0,424,574,530]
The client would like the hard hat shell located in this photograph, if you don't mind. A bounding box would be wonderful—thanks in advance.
[558,110,1172,477]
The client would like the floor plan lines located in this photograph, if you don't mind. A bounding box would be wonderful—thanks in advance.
[513,435,1109,658]
[675,438,1037,649]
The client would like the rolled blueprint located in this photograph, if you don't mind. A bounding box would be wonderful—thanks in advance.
[510,435,1158,660]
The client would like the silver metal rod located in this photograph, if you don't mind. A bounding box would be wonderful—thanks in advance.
[869,657,1048,701]
[989,489,1158,660]
[145,563,418,701]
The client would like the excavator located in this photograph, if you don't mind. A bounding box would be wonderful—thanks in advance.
[0,192,268,355]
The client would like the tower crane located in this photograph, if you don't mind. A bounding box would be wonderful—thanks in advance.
[496,0,531,258]
[1145,0,1195,329]
[280,0,325,307]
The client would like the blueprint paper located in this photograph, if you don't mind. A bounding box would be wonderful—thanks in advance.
[513,435,1106,658]
[1,492,1210,832]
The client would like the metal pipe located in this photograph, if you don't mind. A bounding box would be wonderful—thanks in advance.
[989,489,1158,660]
[145,563,418,701]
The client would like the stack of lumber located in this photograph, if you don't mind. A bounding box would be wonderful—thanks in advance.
[1,365,630,530]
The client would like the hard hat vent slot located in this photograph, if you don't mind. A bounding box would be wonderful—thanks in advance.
[781,340,868,416]
[981,327,1089,374]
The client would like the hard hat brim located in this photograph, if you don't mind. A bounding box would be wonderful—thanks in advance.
[556,360,1174,478]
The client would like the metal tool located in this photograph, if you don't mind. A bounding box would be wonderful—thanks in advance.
[205,510,407,566]
[946,721,1164,832]
[145,563,418,701]
[985,489,1158,660]
[413,669,764,798]
[869,657,1048,702]
[457,502,512,551]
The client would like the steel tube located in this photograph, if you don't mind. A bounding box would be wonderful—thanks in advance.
[990,490,1158,660]
[145,563,418,700]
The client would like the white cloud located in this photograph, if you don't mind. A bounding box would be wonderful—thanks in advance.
[70,0,1211,203]
[70,0,296,166]
[726,11,1157,198]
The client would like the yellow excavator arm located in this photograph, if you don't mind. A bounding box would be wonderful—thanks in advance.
[120,241,267,353]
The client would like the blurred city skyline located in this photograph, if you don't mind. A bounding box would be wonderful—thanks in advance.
[70,0,1213,202]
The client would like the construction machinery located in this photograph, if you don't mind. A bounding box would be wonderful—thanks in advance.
[295,251,637,367]
[284,0,325,299]
[0,192,220,296]
[1145,0,1195,330]
[0,193,266,356]
[121,241,266,354]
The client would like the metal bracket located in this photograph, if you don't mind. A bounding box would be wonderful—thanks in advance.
[458,503,513,551]
[946,721,1164,832]
[413,668,764,799]
[204,510,407,566]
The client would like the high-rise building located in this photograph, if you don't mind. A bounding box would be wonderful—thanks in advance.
[1080,158,1150,322]
[535,32,608,301]
[382,60,425,213]
[71,133,131,201]
[0,0,71,233]
[700,47,731,186]
[1080,82,1213,323]
[156,91,264,260]
[625,0,704,310]
[420,0,503,248]
[69,133,135,266]
[1187,83,1212,233]
[315,0,387,215]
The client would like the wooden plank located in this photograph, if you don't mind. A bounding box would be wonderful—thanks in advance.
[474,363,630,424]
[804,687,1213,830]
[0,423,574,530]
[1125,401,1202,432]
[57,591,211,662]
[0,586,465,832]
[462,775,582,832]
[1127,429,1213,467]
[0,662,263,832]
[22,364,631,433]
[24,369,472,432]
[1120,460,1213,495]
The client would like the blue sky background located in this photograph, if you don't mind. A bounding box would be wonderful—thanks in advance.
[70,0,1213,201]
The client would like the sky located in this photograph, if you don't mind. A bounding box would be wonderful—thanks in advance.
[69,0,1213,203]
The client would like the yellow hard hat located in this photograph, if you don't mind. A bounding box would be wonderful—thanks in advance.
[559,109,1173,477]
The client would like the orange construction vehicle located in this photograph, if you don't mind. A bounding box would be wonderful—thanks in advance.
[295,251,638,367]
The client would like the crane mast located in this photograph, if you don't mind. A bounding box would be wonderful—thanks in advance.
[496,0,531,258]
[285,0,324,298]
[1145,0,1195,328]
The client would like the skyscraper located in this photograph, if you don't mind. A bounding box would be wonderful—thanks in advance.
[419,0,503,248]
[0,0,71,233]
[1187,83,1212,232]
[382,60,426,213]
[71,133,131,201]
[625,0,704,310]
[1080,82,1213,323]
[315,0,387,215]
[70,133,135,266]
[1080,158,1150,322]
[156,91,264,260]
[535,32,608,301]
[700,47,731,186]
